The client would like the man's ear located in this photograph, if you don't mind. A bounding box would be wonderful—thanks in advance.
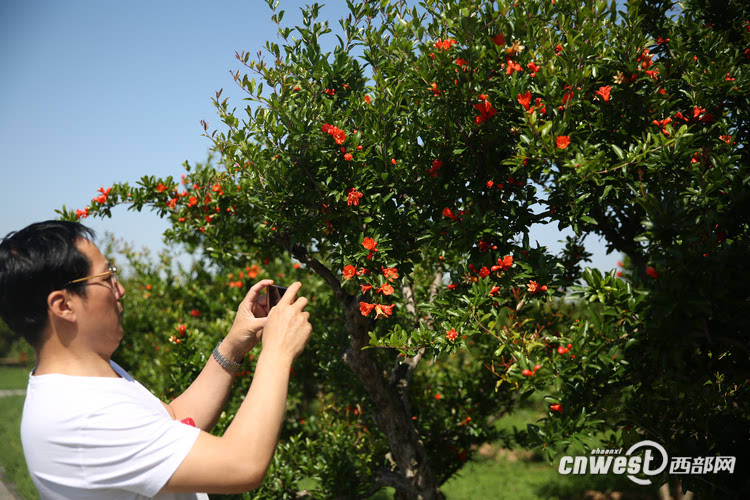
[47,289,77,323]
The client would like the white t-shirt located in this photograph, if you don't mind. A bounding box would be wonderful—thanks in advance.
[21,361,208,500]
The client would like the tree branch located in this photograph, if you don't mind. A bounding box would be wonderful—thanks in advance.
[289,243,352,306]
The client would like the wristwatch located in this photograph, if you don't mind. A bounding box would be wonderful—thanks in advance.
[212,340,243,373]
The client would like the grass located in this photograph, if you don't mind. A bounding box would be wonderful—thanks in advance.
[438,394,661,500]
[0,365,30,390]
[440,448,660,500]
[0,366,39,500]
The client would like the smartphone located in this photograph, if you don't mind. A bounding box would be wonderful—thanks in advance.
[267,285,288,309]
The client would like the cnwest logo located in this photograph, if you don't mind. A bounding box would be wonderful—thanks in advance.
[558,440,736,485]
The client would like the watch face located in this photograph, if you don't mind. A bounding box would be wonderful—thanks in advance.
[268,285,288,309]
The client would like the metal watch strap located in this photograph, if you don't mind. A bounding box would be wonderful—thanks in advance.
[212,340,243,373]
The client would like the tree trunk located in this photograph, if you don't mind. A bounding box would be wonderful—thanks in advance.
[341,296,444,499]
[290,245,444,499]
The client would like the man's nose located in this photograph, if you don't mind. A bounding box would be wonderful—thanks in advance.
[116,281,126,299]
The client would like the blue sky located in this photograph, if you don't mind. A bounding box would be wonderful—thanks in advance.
[0,0,617,271]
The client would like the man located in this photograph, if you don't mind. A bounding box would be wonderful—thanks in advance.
[0,220,312,499]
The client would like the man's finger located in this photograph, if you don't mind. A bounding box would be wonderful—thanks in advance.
[245,279,275,305]
[293,296,309,312]
[280,281,302,306]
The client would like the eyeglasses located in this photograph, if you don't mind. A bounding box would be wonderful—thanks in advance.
[64,266,118,289]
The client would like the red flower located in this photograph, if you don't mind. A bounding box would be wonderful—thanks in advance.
[719,135,732,145]
[382,266,399,282]
[527,61,541,75]
[550,404,563,413]
[435,393,442,400]
[156,182,168,193]
[364,95,372,104]
[442,207,458,221]
[211,183,223,195]
[491,33,505,46]
[362,237,378,251]
[693,106,706,119]
[425,158,442,177]
[322,123,347,144]
[362,237,378,260]
[638,49,653,69]
[324,88,335,95]
[478,266,490,278]
[644,68,659,80]
[556,136,571,149]
[489,286,501,296]
[93,194,107,204]
[517,91,532,111]
[527,281,548,294]
[346,187,363,206]
[359,301,376,316]
[75,208,89,219]
[377,283,395,295]
[499,255,513,270]
[674,111,688,122]
[166,197,178,209]
[343,265,357,280]
[522,369,533,376]
[361,284,374,294]
[374,303,394,319]
[474,95,498,124]
[333,128,347,144]
[533,97,546,114]
[97,186,111,196]
[429,82,441,96]
[190,309,200,317]
[456,57,468,68]
[505,58,523,75]
[446,328,458,341]
[391,158,397,165]
[447,284,457,290]
[595,85,611,102]
[653,117,672,136]
[434,38,456,50]
[645,266,659,279]
[555,43,563,54]
[188,196,198,207]
[246,264,260,279]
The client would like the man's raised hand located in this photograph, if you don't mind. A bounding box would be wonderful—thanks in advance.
[225,279,275,356]
[261,282,312,362]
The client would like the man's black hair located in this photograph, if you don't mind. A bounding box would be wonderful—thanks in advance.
[0,221,95,348]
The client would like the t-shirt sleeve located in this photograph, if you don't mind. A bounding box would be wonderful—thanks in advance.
[78,398,201,497]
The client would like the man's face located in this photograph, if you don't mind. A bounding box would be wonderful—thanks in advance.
[69,239,126,353]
